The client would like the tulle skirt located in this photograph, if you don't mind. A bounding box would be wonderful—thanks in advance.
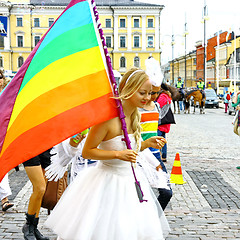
[45,161,170,240]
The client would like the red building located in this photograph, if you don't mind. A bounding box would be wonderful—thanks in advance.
[196,31,232,81]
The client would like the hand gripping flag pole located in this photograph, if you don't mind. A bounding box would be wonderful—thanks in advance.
[91,0,147,202]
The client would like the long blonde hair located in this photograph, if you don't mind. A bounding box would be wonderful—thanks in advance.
[118,68,149,151]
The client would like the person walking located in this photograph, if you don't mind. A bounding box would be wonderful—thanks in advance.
[0,174,14,211]
[157,83,174,162]
[223,90,231,113]
[232,91,240,169]
[176,76,184,111]
[45,67,170,240]
[22,150,52,240]
[138,58,172,210]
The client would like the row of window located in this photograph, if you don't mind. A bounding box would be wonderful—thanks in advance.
[106,35,154,48]
[17,17,54,28]
[106,18,153,28]
[119,56,140,68]
[0,56,24,68]
[17,17,154,29]
[16,35,40,47]
[16,35,154,48]
[0,55,138,69]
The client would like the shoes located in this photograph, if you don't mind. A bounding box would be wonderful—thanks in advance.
[236,166,240,169]
[22,213,36,240]
[33,217,50,240]
[162,158,167,162]
[1,201,14,211]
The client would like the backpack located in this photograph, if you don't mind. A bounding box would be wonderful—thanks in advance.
[226,94,230,101]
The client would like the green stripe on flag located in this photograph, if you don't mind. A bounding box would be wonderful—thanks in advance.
[20,23,98,92]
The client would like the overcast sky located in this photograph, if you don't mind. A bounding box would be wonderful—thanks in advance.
[138,0,240,64]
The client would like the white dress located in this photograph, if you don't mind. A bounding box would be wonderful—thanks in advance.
[45,135,170,240]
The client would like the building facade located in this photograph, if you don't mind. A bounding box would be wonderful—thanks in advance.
[0,0,164,76]
[169,50,196,88]
[169,30,240,93]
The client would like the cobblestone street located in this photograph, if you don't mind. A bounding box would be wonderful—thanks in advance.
[0,106,240,239]
[165,107,240,239]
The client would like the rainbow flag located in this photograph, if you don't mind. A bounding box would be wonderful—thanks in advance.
[0,0,118,181]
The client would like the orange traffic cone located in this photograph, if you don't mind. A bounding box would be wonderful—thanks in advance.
[170,153,186,184]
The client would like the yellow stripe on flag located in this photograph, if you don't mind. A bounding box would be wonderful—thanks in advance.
[8,46,105,129]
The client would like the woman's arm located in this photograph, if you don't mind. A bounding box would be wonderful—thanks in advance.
[140,136,167,151]
[82,120,137,163]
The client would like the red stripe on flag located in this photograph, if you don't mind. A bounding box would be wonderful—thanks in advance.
[0,93,118,181]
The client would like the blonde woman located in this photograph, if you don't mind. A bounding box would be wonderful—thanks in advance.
[45,68,170,240]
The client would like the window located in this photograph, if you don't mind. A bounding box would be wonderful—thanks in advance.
[18,56,24,68]
[193,58,196,65]
[134,36,140,48]
[17,17,23,27]
[106,36,111,48]
[120,36,126,48]
[0,57,3,68]
[34,18,40,27]
[120,19,125,28]
[147,36,154,48]
[120,57,126,68]
[134,18,139,28]
[34,36,40,46]
[0,36,4,48]
[105,19,111,28]
[17,36,23,47]
[147,19,153,28]
[48,18,54,27]
[134,56,140,67]
[236,48,240,62]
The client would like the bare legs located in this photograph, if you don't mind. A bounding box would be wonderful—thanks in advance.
[25,166,46,217]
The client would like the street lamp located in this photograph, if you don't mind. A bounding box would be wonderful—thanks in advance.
[202,0,209,88]
[161,33,183,86]
[183,17,188,87]
[161,33,175,85]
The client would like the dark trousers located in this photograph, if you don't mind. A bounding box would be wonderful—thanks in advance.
[224,103,228,113]
[157,130,167,159]
[157,188,173,210]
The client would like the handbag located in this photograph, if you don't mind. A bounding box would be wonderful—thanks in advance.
[161,107,175,125]
[158,100,175,125]
[233,110,240,136]
[41,171,68,214]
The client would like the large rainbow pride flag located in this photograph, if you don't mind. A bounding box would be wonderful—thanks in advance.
[0,0,118,181]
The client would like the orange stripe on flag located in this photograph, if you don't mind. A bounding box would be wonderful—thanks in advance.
[0,93,118,180]
[2,70,111,153]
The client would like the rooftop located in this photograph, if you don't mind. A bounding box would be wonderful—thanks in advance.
[30,0,163,7]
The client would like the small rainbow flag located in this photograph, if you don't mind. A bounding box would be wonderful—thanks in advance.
[0,0,118,181]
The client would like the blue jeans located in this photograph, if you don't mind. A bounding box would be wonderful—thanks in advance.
[157,130,167,159]
[152,149,167,173]
[179,101,183,111]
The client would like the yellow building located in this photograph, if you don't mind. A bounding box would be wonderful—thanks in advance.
[170,50,196,88]
[0,0,164,76]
